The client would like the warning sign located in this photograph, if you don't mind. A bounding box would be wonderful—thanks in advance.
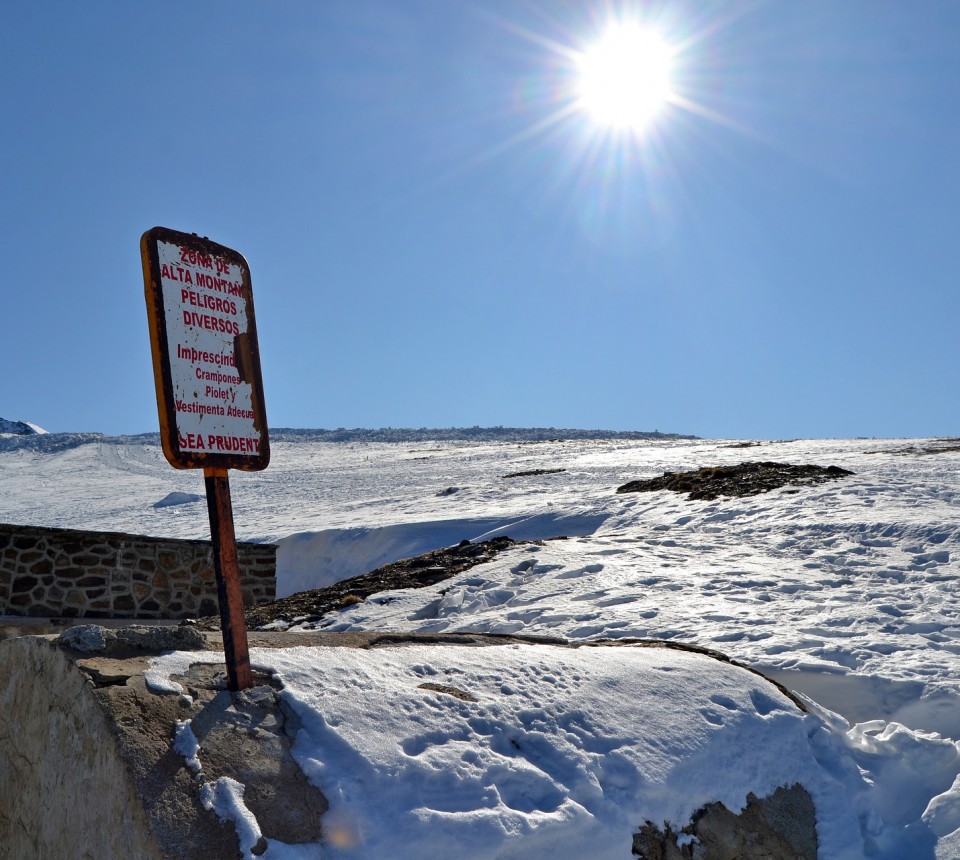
[141,227,270,471]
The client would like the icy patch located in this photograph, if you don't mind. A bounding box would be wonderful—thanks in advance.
[145,651,220,695]
[173,719,201,773]
[145,670,184,695]
[199,777,264,858]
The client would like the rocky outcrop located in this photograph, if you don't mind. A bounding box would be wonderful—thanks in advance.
[0,418,42,435]
[0,634,165,859]
[234,536,517,632]
[633,784,817,859]
[0,630,327,859]
[617,462,854,501]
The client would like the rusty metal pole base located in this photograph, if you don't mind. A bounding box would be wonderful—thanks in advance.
[204,467,253,691]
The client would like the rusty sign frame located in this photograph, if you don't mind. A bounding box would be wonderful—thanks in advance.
[141,226,270,472]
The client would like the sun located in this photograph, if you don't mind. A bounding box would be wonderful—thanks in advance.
[576,23,674,132]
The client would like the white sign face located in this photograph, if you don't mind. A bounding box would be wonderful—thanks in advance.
[156,240,262,459]
[141,229,270,470]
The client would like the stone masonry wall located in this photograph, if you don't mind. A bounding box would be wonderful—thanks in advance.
[0,523,276,619]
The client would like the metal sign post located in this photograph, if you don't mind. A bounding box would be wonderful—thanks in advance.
[141,227,269,691]
[204,468,253,691]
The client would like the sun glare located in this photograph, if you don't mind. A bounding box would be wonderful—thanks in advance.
[577,23,674,132]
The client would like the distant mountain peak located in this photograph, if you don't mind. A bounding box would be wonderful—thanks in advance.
[0,418,47,436]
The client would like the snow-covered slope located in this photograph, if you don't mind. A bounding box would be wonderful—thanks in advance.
[5,431,960,856]
[0,417,46,436]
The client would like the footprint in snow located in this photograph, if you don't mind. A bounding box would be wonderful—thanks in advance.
[595,595,639,608]
[749,690,783,716]
[699,708,725,726]
[555,563,604,579]
[571,590,610,602]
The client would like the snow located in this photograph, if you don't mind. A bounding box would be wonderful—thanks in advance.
[173,719,201,773]
[154,643,873,859]
[276,512,607,596]
[0,417,46,436]
[5,431,960,856]
[199,777,264,858]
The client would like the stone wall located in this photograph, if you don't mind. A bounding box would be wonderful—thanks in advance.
[0,523,276,619]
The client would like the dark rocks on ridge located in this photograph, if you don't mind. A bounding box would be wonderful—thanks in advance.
[617,461,854,501]
[217,536,520,633]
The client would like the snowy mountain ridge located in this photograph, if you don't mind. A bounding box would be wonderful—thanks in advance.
[0,425,694,454]
[0,417,46,436]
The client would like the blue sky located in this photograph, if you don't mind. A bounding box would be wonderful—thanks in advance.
[3,1,959,439]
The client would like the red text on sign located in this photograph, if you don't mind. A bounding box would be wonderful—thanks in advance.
[183,311,240,335]
[178,433,260,454]
[180,289,238,316]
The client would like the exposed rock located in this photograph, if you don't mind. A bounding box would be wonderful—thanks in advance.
[58,623,116,653]
[871,438,960,456]
[0,635,328,859]
[617,462,854,501]
[501,468,567,478]
[0,418,43,436]
[223,536,520,632]
[632,783,817,859]
[134,662,328,851]
[153,491,204,508]
[0,636,166,858]
[115,624,209,653]
[59,623,208,655]
[417,681,478,702]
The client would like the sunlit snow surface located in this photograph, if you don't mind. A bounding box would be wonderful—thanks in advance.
[152,643,874,859]
[6,434,960,857]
